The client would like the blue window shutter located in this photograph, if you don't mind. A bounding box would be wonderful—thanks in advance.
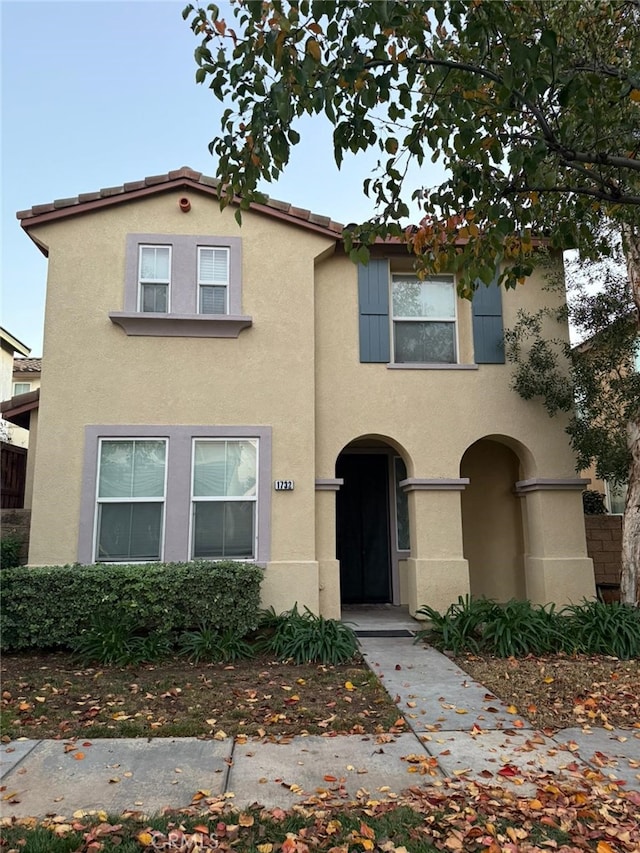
[358,259,390,362]
[472,273,505,364]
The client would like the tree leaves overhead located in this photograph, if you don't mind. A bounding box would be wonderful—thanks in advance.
[184,0,640,292]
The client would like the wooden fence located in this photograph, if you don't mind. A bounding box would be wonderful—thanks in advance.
[1,441,27,508]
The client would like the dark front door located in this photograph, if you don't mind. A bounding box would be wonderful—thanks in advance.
[336,453,391,603]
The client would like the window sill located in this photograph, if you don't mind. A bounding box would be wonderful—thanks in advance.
[109,312,253,338]
[387,362,478,370]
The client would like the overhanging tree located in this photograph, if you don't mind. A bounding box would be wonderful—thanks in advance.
[184,0,640,602]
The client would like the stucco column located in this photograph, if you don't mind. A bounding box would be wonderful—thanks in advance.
[517,479,595,605]
[314,478,343,619]
[401,478,471,616]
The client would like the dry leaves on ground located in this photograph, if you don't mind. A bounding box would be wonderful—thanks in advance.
[455,653,640,732]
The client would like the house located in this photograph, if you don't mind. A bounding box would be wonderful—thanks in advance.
[15,167,596,617]
[5,357,42,449]
[0,328,31,511]
[0,328,30,443]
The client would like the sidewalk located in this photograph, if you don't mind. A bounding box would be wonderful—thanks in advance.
[2,636,638,818]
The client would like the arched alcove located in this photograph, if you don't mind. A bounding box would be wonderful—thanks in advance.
[335,435,412,605]
[460,436,532,601]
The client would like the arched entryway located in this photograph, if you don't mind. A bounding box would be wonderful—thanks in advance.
[460,436,531,601]
[335,437,410,604]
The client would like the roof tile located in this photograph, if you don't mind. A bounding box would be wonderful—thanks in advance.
[13,357,42,373]
[17,167,345,235]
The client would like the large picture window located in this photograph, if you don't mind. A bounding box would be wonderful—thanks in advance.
[96,438,166,561]
[191,439,257,559]
[80,426,271,565]
[392,274,457,363]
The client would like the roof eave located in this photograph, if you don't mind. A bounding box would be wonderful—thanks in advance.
[18,177,344,241]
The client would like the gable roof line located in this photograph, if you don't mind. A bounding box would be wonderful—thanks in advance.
[16,167,345,241]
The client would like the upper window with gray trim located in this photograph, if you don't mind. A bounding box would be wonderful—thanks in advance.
[109,234,252,338]
[392,273,457,364]
[139,245,171,313]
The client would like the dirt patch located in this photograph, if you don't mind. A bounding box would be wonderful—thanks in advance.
[455,652,640,732]
[0,651,401,741]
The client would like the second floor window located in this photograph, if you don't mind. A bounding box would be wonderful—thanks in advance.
[13,382,31,395]
[392,274,457,364]
[198,247,229,314]
[139,245,171,313]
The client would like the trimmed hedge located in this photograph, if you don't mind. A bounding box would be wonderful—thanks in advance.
[1,560,264,651]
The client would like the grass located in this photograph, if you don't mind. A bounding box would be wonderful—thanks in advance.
[0,651,400,741]
[2,782,637,851]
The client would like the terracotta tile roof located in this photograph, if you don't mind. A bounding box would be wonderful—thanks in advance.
[16,166,345,237]
[13,357,42,374]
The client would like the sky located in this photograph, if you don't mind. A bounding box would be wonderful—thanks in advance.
[1,0,443,357]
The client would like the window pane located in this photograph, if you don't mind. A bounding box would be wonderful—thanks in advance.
[99,440,165,498]
[394,457,410,551]
[193,440,257,497]
[607,480,628,515]
[13,383,31,395]
[394,321,456,363]
[393,277,455,318]
[192,501,254,558]
[141,283,168,313]
[97,502,162,561]
[199,248,228,284]
[132,441,166,497]
[200,285,227,314]
[140,246,170,281]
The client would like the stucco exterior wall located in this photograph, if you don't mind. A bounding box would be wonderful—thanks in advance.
[313,252,594,610]
[24,184,595,613]
[27,191,334,588]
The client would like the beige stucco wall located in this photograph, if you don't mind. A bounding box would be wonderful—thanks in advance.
[313,251,594,611]
[460,439,526,601]
[27,191,334,595]
[26,186,594,613]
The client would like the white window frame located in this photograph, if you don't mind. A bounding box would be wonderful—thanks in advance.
[189,437,259,561]
[391,273,459,364]
[138,244,172,313]
[197,246,229,315]
[94,437,168,563]
[13,382,31,395]
[605,479,628,515]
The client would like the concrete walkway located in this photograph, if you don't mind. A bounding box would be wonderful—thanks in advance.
[2,634,638,818]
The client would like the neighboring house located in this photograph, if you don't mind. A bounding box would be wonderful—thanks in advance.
[0,328,31,509]
[16,166,595,617]
[0,328,30,443]
[7,357,42,448]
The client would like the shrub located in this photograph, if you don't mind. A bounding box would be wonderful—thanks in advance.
[0,534,23,570]
[1,560,263,651]
[563,599,640,659]
[259,604,358,664]
[415,595,640,659]
[582,489,608,514]
[480,600,564,657]
[73,612,174,666]
[179,624,254,663]
[414,595,497,655]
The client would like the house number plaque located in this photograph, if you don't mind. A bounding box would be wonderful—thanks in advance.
[274,480,294,491]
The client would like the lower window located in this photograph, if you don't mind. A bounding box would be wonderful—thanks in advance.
[81,426,271,565]
[191,439,258,559]
[95,438,166,561]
